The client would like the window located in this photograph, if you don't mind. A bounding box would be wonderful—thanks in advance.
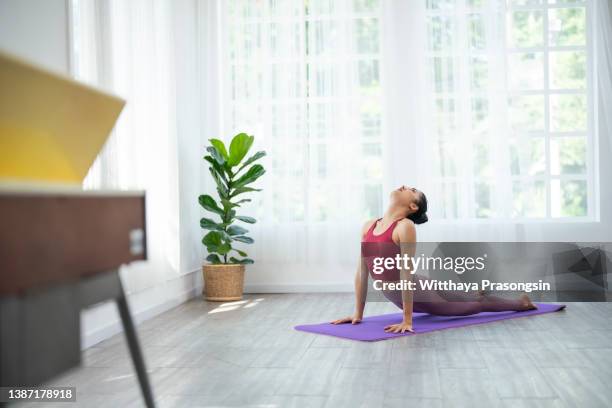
[424,0,593,220]
[221,0,384,223]
[221,0,594,223]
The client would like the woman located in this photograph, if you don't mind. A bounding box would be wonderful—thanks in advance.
[332,185,536,333]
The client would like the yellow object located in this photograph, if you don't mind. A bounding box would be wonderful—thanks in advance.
[0,51,125,184]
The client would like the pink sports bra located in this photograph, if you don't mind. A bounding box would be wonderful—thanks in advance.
[361,218,403,281]
[362,218,402,244]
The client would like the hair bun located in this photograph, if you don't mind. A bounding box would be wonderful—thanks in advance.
[410,213,428,225]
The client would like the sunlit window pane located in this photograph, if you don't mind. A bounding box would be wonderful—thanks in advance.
[435,182,459,219]
[550,94,587,132]
[353,0,380,13]
[427,16,455,51]
[509,95,546,131]
[309,20,340,55]
[434,98,457,137]
[470,56,488,90]
[550,51,586,90]
[473,141,491,178]
[267,0,302,18]
[468,14,486,51]
[549,7,586,46]
[355,18,379,53]
[551,179,587,217]
[508,52,544,90]
[358,59,380,88]
[510,137,546,176]
[433,139,458,177]
[550,137,587,175]
[363,184,382,219]
[475,182,492,218]
[426,0,455,10]
[471,97,490,133]
[508,11,544,48]
[513,180,546,218]
[431,57,456,93]
[307,0,337,15]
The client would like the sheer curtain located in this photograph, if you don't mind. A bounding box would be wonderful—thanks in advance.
[382,0,518,241]
[70,0,201,292]
[382,0,600,242]
[209,0,386,287]
[211,0,609,289]
[595,0,612,157]
[70,0,612,292]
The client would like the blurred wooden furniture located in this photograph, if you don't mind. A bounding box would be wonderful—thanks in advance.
[0,187,154,408]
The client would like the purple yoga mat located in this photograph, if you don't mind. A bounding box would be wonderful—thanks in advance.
[294,303,566,341]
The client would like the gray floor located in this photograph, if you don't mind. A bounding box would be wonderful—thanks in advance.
[21,294,612,408]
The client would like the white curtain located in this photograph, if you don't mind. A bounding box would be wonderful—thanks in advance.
[71,0,202,292]
[70,0,612,291]
[380,0,600,242]
[381,0,518,241]
[205,0,386,286]
[207,0,610,290]
[595,0,612,156]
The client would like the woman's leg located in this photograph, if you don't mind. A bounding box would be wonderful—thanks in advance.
[386,285,536,316]
[412,293,536,316]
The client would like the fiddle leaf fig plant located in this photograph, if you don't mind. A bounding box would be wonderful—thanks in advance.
[199,133,266,265]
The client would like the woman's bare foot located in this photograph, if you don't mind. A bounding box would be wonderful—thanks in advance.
[520,294,537,311]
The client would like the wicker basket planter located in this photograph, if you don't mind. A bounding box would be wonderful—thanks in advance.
[202,264,245,301]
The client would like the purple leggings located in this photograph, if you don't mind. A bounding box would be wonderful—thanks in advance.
[383,275,529,316]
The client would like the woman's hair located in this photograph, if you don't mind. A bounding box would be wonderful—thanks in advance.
[407,191,428,225]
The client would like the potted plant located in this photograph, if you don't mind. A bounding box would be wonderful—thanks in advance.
[199,133,266,301]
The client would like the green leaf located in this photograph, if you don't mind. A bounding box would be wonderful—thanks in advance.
[230,257,254,264]
[206,254,222,264]
[233,164,265,189]
[200,217,224,231]
[234,249,248,257]
[217,243,232,255]
[209,139,229,160]
[228,133,254,167]
[198,195,224,216]
[207,146,225,166]
[237,151,266,173]
[209,167,229,198]
[235,215,256,224]
[202,231,223,247]
[230,187,261,198]
[221,199,238,210]
[232,235,254,244]
[204,156,229,183]
[224,209,236,224]
[227,225,248,236]
[234,199,251,205]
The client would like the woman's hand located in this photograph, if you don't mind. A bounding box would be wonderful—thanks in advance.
[331,315,362,325]
[384,321,414,333]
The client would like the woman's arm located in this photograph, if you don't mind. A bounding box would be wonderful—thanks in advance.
[353,253,369,320]
[331,219,376,324]
[384,219,417,333]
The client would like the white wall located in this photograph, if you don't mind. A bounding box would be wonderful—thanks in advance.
[0,0,70,73]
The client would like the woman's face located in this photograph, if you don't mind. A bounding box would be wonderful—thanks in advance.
[391,185,421,213]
